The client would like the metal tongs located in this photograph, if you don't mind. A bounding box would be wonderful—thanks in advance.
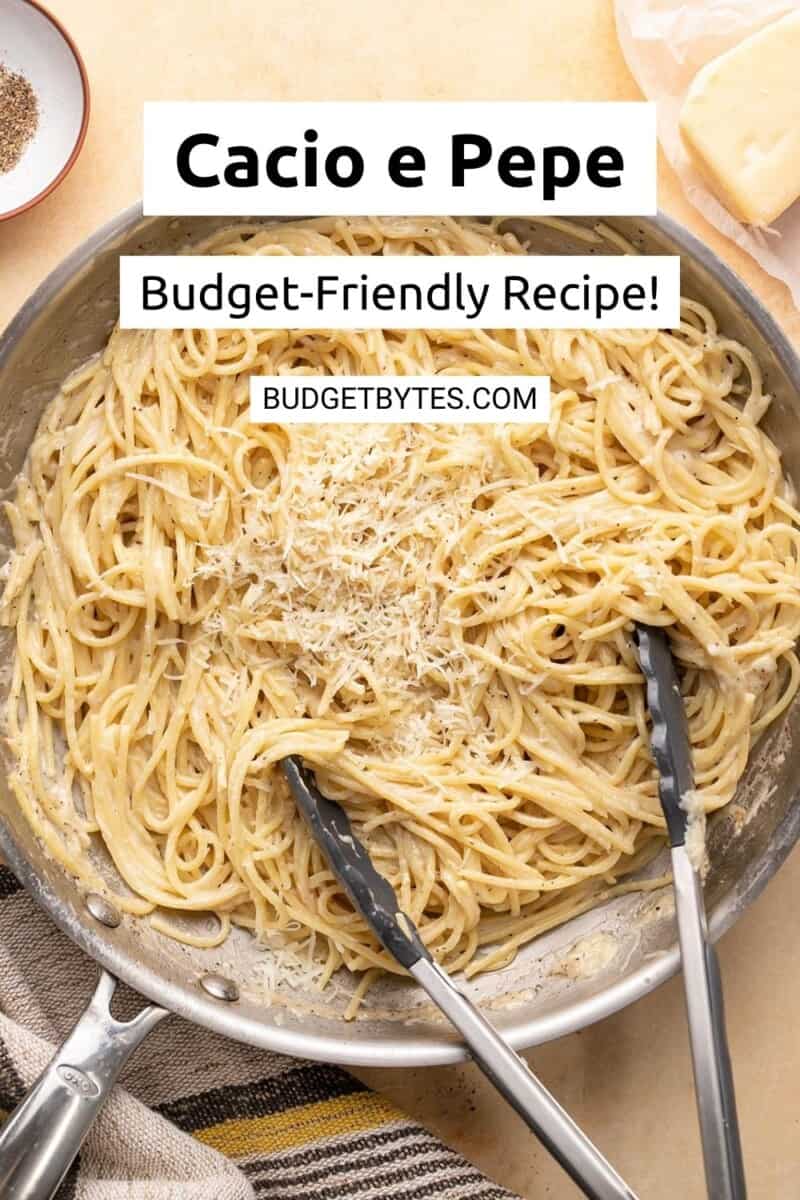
[282,756,638,1200]
[635,624,747,1200]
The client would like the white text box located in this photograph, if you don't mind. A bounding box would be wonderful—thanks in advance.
[249,376,551,423]
[120,254,680,329]
[143,101,657,216]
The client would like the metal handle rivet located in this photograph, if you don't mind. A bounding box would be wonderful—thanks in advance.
[85,894,121,928]
[199,974,239,1002]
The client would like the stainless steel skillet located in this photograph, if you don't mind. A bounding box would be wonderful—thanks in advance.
[0,206,798,1183]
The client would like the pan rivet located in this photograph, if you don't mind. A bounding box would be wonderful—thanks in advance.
[85,893,121,928]
[200,974,239,1002]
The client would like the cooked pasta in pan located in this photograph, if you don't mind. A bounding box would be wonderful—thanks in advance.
[3,216,799,1007]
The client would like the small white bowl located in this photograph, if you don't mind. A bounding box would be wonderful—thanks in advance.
[0,0,89,221]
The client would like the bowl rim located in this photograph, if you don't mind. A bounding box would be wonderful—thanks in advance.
[0,0,91,223]
[1,204,800,1067]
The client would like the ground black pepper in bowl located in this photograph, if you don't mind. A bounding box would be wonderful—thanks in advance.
[0,64,39,174]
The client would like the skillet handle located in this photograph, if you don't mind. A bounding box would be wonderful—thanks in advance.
[0,970,168,1200]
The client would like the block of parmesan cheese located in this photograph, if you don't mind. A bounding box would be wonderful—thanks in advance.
[679,12,800,227]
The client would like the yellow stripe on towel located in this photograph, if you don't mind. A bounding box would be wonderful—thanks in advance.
[193,1090,400,1157]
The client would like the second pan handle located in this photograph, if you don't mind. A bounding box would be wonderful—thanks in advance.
[0,970,168,1200]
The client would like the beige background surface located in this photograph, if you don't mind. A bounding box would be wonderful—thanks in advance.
[1,1,799,1196]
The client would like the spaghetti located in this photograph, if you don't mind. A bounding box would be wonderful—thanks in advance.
[3,216,800,1000]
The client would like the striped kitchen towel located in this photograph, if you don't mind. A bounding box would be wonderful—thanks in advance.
[0,866,520,1199]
